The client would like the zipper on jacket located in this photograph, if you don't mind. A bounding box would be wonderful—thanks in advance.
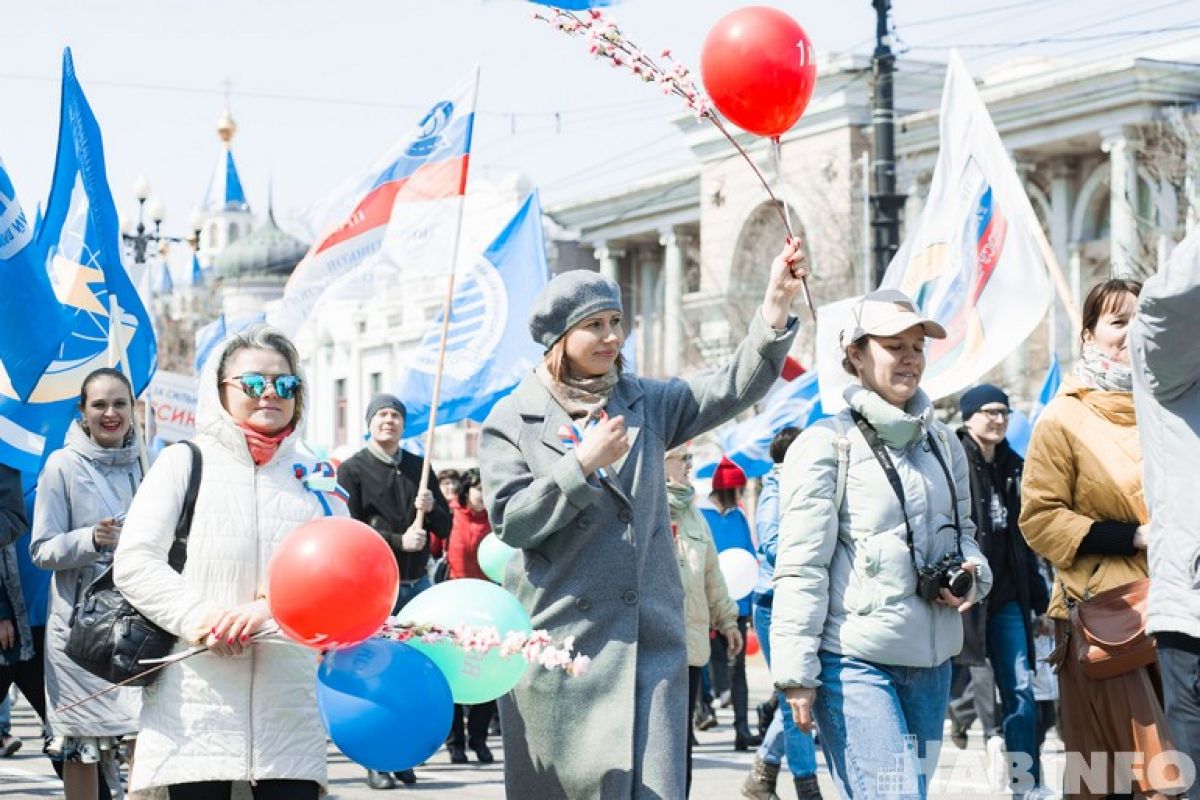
[248,465,259,785]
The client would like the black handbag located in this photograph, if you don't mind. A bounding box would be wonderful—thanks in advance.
[65,441,202,687]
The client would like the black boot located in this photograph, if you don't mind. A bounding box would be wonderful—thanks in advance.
[393,769,417,785]
[794,774,823,800]
[447,743,468,764]
[756,695,778,737]
[469,738,495,764]
[740,755,781,800]
[734,724,763,751]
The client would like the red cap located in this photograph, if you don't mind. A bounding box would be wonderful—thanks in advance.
[711,456,747,491]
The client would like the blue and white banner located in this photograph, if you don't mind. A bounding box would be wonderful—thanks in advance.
[0,49,157,473]
[0,157,71,401]
[193,311,265,374]
[393,191,550,438]
[1006,355,1061,458]
[697,368,823,479]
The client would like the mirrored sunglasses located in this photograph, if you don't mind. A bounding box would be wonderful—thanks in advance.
[225,372,302,400]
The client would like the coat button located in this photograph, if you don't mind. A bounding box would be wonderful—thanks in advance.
[618,508,633,524]
[623,590,639,606]
[577,514,592,529]
[575,596,591,611]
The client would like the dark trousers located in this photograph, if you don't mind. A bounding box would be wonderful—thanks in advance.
[448,701,496,748]
[1156,634,1200,786]
[0,625,48,725]
[687,666,701,798]
[168,781,320,800]
[710,615,750,727]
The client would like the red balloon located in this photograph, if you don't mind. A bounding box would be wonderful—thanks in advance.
[700,6,818,138]
[745,628,761,657]
[267,517,399,649]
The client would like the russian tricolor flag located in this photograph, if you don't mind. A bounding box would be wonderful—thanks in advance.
[270,77,476,335]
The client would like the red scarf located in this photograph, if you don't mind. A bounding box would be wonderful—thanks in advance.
[237,422,293,466]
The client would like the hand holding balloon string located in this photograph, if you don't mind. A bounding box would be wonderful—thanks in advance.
[534,7,817,319]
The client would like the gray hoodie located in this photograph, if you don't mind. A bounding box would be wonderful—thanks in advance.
[1130,228,1200,641]
[771,384,992,690]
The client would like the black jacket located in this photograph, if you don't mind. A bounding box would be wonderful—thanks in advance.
[337,448,452,582]
[955,430,1050,668]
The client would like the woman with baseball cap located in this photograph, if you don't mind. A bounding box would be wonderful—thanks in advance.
[479,240,807,798]
[771,289,993,798]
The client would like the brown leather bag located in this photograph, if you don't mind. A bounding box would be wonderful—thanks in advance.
[1068,577,1156,680]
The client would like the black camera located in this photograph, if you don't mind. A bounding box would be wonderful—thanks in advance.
[916,554,973,603]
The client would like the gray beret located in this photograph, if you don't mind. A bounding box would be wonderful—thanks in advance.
[529,270,623,349]
[365,393,406,425]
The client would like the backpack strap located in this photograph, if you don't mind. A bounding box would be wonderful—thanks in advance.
[166,441,202,574]
[830,416,851,513]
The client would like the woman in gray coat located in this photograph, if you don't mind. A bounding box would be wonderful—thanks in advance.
[31,367,142,799]
[480,239,807,799]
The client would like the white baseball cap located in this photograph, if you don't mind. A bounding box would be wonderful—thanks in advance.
[839,289,947,349]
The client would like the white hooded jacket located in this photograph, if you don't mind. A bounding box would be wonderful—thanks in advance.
[114,337,343,793]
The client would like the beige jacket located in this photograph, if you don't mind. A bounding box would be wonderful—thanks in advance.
[669,483,739,666]
[1019,377,1148,620]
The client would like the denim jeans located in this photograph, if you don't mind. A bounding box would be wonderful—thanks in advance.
[814,650,952,799]
[0,692,9,736]
[986,601,1040,787]
[753,602,818,777]
[392,575,431,615]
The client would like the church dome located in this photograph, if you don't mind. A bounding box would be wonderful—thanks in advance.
[212,212,309,279]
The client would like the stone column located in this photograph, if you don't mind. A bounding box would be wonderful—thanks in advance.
[660,228,683,376]
[638,248,657,377]
[593,243,622,282]
[1068,243,1083,358]
[1102,128,1140,278]
[1049,162,1075,361]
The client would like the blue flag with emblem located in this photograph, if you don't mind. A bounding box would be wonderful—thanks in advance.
[0,48,157,474]
[0,157,72,401]
[1005,355,1061,458]
[393,191,550,438]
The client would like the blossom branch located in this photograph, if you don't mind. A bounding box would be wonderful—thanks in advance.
[534,7,815,317]
[380,621,592,677]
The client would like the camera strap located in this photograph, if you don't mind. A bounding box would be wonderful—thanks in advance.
[849,411,966,569]
[849,411,920,575]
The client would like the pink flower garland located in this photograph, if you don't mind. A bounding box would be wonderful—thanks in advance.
[381,621,592,677]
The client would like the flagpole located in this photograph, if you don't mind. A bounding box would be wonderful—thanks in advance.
[109,294,151,474]
[1028,210,1082,334]
[413,65,481,534]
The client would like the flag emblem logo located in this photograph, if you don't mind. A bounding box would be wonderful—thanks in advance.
[407,256,507,381]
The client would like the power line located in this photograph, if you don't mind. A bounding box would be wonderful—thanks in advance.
[905,20,1200,50]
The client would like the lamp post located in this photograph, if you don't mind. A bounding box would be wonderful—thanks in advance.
[869,0,906,287]
[121,175,203,269]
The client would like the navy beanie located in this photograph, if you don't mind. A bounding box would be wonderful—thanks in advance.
[529,270,623,349]
[960,384,1010,421]
[365,393,406,425]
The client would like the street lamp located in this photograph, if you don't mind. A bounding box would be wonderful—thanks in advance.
[121,177,203,268]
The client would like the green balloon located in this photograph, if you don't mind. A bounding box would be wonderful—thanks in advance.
[396,579,533,704]
[477,533,517,584]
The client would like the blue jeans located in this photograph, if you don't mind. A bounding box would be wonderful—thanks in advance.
[986,601,1040,786]
[393,575,431,615]
[0,692,9,736]
[754,602,818,777]
[814,650,951,799]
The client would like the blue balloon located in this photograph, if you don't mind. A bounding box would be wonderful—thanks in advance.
[316,639,453,771]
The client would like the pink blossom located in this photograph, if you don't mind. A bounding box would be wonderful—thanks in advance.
[661,48,672,59]
[569,654,592,676]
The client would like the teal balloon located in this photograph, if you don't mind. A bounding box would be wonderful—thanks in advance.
[477,533,517,584]
[316,639,453,771]
[396,578,533,704]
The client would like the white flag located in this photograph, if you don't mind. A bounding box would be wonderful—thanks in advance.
[880,51,1052,400]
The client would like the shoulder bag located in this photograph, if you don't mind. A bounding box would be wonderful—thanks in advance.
[65,441,202,687]
[1066,576,1156,680]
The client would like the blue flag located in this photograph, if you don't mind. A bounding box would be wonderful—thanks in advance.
[394,191,550,439]
[696,370,824,479]
[1006,355,1061,458]
[190,253,204,286]
[193,312,265,374]
[0,157,71,400]
[0,48,157,474]
[528,0,618,8]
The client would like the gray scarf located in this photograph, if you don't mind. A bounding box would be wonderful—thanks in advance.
[536,361,619,421]
[1074,344,1133,393]
[366,439,401,466]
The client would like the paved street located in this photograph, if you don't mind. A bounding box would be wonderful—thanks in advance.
[2,659,1062,798]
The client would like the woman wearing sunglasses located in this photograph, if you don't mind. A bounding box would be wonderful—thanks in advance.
[115,325,340,800]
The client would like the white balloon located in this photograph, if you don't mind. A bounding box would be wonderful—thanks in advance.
[718,548,759,601]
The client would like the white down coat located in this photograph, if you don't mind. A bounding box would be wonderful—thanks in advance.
[114,340,341,794]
